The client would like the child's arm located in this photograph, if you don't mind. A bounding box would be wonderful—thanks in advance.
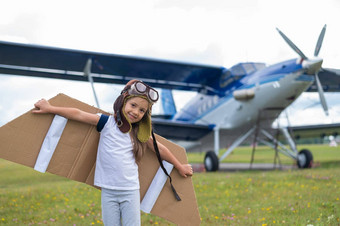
[147,138,193,178]
[32,99,100,126]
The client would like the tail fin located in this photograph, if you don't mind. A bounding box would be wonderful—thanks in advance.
[160,89,177,119]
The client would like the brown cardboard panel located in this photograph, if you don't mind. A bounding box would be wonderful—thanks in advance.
[0,110,52,167]
[0,93,200,225]
[0,94,104,184]
[139,135,201,225]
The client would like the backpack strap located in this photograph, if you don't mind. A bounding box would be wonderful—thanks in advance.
[151,130,181,201]
[96,116,181,201]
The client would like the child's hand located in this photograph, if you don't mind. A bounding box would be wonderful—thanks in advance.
[177,164,193,178]
[32,99,51,114]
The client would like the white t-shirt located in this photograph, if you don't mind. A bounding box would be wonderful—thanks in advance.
[94,114,139,190]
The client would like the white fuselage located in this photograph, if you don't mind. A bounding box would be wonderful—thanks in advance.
[178,70,313,130]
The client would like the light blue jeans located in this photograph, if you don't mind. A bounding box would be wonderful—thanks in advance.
[101,188,141,226]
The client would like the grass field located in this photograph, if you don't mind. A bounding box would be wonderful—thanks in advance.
[0,144,339,225]
[187,144,340,167]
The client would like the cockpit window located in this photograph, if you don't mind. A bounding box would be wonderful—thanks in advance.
[230,63,266,76]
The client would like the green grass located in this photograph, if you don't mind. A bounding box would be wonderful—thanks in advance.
[0,161,102,225]
[187,144,340,166]
[1,144,340,225]
[193,168,340,225]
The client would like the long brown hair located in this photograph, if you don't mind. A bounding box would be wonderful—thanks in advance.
[130,109,151,162]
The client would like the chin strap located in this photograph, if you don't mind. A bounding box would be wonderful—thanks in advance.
[151,130,181,201]
[116,111,123,127]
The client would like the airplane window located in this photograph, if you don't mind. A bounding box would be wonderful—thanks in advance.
[230,63,265,76]
[242,63,256,74]
[253,63,266,70]
[230,64,245,76]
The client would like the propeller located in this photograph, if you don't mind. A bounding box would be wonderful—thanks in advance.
[276,28,308,60]
[276,25,329,115]
[314,25,326,57]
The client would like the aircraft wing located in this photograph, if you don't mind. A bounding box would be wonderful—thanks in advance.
[0,41,224,93]
[289,123,340,139]
[307,68,340,92]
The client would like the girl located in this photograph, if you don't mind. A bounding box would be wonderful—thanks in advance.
[33,80,193,226]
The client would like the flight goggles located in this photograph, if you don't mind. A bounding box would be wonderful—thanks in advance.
[127,81,159,103]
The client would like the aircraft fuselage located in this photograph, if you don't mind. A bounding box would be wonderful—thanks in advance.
[173,58,314,130]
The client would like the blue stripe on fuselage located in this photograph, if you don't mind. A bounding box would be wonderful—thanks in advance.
[174,59,307,123]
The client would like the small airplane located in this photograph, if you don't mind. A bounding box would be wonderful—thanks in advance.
[1,25,340,171]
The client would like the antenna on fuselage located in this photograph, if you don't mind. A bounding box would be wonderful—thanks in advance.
[276,25,328,115]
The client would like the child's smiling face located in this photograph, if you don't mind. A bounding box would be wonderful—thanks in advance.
[124,97,149,124]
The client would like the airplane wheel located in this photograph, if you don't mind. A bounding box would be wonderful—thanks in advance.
[297,149,313,168]
[204,151,219,172]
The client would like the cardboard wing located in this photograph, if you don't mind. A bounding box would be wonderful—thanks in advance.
[0,93,103,185]
[139,134,201,225]
[0,93,200,226]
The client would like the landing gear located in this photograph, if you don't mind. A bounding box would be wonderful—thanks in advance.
[204,151,219,172]
[297,149,313,168]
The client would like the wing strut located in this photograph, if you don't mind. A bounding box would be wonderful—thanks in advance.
[259,129,297,159]
[83,58,100,108]
[213,126,220,156]
[280,127,298,153]
[219,127,256,162]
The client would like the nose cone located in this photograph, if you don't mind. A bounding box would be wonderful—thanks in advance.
[302,57,323,74]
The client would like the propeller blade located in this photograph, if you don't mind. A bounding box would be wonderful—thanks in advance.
[315,72,329,115]
[314,24,327,57]
[276,28,308,60]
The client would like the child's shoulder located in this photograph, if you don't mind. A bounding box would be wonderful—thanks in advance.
[97,114,112,132]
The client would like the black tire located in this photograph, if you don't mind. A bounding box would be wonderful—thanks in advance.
[297,149,313,168]
[204,151,219,172]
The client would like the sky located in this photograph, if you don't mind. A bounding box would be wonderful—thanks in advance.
[1,0,340,127]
